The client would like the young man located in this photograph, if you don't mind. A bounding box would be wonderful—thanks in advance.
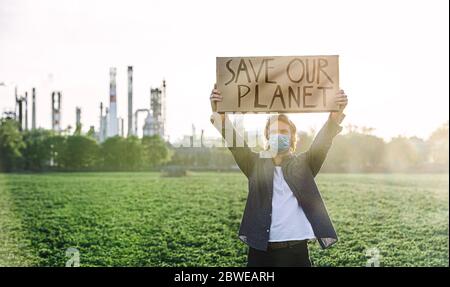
[210,84,348,267]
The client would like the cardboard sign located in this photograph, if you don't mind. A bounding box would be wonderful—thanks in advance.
[216,55,339,113]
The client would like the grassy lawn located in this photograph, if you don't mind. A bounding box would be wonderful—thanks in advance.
[0,172,448,267]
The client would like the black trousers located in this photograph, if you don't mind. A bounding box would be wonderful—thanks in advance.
[247,241,312,267]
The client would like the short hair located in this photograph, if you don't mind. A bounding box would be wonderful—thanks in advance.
[264,114,298,151]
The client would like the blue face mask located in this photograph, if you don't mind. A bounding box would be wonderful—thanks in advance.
[268,133,291,153]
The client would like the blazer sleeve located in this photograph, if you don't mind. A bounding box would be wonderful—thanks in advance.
[211,114,258,178]
[305,113,344,177]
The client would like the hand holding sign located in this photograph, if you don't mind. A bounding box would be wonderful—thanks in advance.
[216,55,340,113]
[329,89,348,124]
[210,84,222,113]
[335,89,348,111]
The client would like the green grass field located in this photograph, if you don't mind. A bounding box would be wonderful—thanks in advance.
[0,172,448,267]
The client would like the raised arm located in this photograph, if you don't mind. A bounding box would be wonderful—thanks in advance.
[306,89,348,177]
[210,84,257,178]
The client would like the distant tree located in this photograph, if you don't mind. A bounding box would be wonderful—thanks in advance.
[195,147,211,167]
[427,122,449,170]
[123,136,144,170]
[208,148,236,169]
[142,135,170,168]
[21,129,53,170]
[60,135,99,170]
[74,124,81,136]
[100,136,125,170]
[170,147,194,167]
[0,119,25,171]
[45,134,67,169]
[86,126,96,138]
[408,136,429,170]
[325,132,385,172]
[383,136,421,172]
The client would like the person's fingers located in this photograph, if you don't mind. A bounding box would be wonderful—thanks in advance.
[211,90,221,96]
[210,96,223,101]
[335,98,348,104]
[210,94,223,99]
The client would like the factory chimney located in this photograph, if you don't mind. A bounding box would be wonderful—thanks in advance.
[162,79,166,139]
[127,66,133,136]
[32,88,36,130]
[107,67,118,137]
[16,87,23,131]
[76,107,81,126]
[75,107,81,135]
[99,102,105,142]
[51,91,62,133]
[24,91,28,130]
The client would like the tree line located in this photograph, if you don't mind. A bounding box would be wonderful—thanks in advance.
[0,118,448,173]
[0,118,170,172]
[170,122,449,173]
[321,123,448,173]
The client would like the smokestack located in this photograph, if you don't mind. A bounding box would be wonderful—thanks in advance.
[127,66,133,136]
[51,92,55,131]
[76,107,81,125]
[107,67,118,137]
[162,79,166,139]
[52,91,62,132]
[32,88,36,130]
[110,67,117,104]
[17,96,23,131]
[24,91,28,130]
[74,106,82,135]
[14,86,18,121]
[99,102,104,142]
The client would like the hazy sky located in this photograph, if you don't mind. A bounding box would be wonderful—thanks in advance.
[0,0,448,142]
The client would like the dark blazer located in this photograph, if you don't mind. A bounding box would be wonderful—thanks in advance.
[212,114,344,251]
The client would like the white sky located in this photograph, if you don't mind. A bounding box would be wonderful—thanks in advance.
[0,0,448,142]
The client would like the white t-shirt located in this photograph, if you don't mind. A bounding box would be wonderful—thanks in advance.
[268,166,316,242]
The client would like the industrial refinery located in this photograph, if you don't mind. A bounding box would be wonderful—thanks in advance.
[2,66,167,142]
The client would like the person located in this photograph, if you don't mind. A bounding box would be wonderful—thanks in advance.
[209,84,348,267]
